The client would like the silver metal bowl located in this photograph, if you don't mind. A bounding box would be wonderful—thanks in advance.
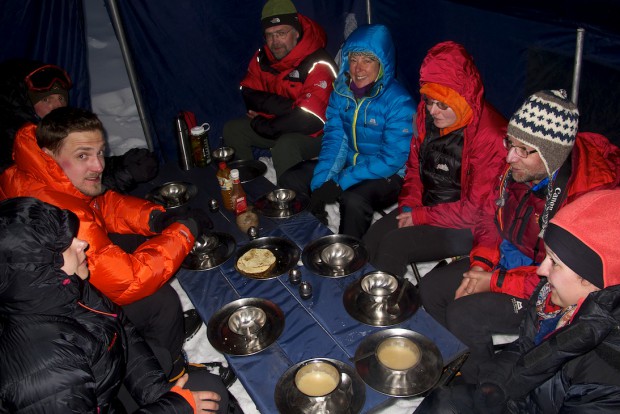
[353,328,443,397]
[320,242,355,269]
[146,181,197,209]
[376,336,421,371]
[212,146,235,163]
[275,358,366,414]
[360,271,398,298]
[227,306,267,337]
[294,360,341,397]
[192,234,220,254]
[267,188,296,209]
[159,182,189,207]
[302,234,368,278]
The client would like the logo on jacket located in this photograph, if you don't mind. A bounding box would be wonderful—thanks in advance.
[314,80,328,89]
[511,298,523,314]
[288,70,300,79]
[436,163,449,172]
[368,118,378,126]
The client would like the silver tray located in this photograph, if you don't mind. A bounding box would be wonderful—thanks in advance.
[301,234,368,278]
[354,329,443,397]
[207,297,284,356]
[145,181,197,208]
[227,159,267,183]
[182,232,236,271]
[254,192,310,218]
[275,358,366,414]
[343,278,419,326]
[234,236,300,280]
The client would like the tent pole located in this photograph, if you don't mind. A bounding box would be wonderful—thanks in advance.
[571,28,585,105]
[107,0,154,151]
[366,0,372,23]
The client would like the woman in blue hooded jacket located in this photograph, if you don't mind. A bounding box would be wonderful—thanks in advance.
[279,24,416,238]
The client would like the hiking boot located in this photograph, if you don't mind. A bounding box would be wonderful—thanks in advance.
[188,362,238,388]
[183,308,203,342]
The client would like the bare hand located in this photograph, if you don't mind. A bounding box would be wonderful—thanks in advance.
[396,211,413,228]
[454,266,492,299]
[246,110,258,119]
[175,374,222,413]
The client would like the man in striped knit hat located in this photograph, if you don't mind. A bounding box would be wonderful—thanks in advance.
[419,89,620,383]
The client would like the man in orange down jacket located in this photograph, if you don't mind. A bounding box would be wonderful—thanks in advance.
[0,107,208,382]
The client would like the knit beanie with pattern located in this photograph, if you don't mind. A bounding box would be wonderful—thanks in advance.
[261,0,300,32]
[507,89,579,176]
[544,189,620,289]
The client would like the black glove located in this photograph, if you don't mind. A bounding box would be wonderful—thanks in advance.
[187,208,213,236]
[149,208,188,233]
[122,148,159,183]
[312,180,342,204]
[175,218,199,238]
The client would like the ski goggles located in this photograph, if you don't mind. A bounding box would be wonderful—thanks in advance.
[24,64,72,92]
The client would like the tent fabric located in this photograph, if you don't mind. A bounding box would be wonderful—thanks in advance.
[0,0,91,111]
[2,0,619,164]
[372,0,620,146]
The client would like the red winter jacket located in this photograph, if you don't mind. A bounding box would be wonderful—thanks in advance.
[398,41,507,229]
[471,132,620,299]
[0,124,195,305]
[240,14,336,137]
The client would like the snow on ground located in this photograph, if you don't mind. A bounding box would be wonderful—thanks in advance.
[84,3,423,412]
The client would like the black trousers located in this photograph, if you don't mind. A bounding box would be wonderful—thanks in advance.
[279,160,403,239]
[363,209,474,277]
[420,258,528,383]
[109,233,185,380]
[122,283,185,379]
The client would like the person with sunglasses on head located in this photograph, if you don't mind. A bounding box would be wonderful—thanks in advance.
[415,189,620,414]
[222,0,337,180]
[362,41,507,275]
[0,59,158,193]
[420,89,620,384]
[0,197,229,414]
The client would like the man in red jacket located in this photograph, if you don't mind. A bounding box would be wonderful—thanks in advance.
[0,107,209,382]
[223,0,336,180]
[420,89,620,383]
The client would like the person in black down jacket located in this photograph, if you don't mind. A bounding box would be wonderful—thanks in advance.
[415,189,620,413]
[0,197,228,413]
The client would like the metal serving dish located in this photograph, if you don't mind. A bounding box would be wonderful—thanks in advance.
[182,232,236,271]
[301,234,368,278]
[275,358,366,414]
[343,273,419,326]
[227,159,267,183]
[234,236,301,279]
[146,181,197,208]
[254,189,310,218]
[207,297,284,356]
[353,329,443,397]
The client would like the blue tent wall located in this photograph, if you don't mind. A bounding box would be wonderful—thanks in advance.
[371,0,620,145]
[2,0,618,161]
[104,0,363,163]
[0,0,91,111]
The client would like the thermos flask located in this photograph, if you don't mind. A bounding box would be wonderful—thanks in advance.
[175,115,193,170]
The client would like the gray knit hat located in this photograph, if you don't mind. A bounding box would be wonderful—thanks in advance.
[507,89,579,176]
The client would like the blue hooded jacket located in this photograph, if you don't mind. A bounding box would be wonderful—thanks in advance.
[310,24,416,191]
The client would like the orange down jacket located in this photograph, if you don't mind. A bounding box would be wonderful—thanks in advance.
[0,124,195,305]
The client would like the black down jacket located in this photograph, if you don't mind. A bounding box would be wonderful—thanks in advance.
[0,197,192,413]
[480,280,620,413]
